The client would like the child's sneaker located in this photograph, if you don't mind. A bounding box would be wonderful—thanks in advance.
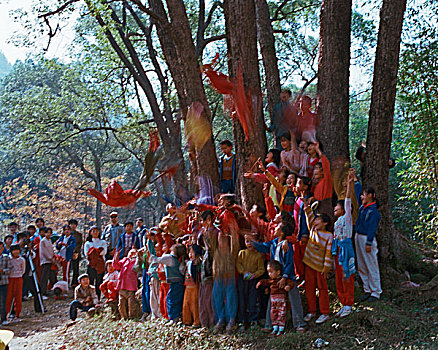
[296,326,306,333]
[225,321,236,334]
[315,314,329,324]
[2,320,9,325]
[213,322,225,334]
[276,330,285,337]
[340,306,352,318]
[335,306,345,317]
[303,313,315,322]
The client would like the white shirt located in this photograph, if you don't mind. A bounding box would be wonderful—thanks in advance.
[59,235,70,259]
[84,238,107,259]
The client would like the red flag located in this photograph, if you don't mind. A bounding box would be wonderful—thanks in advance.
[87,180,151,207]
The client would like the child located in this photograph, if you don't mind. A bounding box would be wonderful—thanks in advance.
[56,225,76,283]
[52,280,68,300]
[84,226,107,300]
[6,245,25,320]
[99,260,120,302]
[182,244,202,327]
[0,242,10,325]
[297,95,318,143]
[333,171,356,317]
[236,236,265,329]
[39,227,55,297]
[113,248,139,320]
[116,222,140,259]
[219,140,236,194]
[211,220,240,333]
[244,149,281,183]
[251,223,306,332]
[69,274,100,321]
[355,187,382,302]
[145,228,161,319]
[311,142,333,221]
[293,176,312,281]
[150,244,186,322]
[302,203,333,324]
[306,143,320,179]
[197,210,218,328]
[280,132,301,174]
[3,235,13,255]
[257,260,295,336]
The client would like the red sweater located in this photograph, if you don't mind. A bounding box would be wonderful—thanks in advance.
[313,155,333,201]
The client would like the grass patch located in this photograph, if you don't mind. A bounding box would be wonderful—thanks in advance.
[59,296,438,349]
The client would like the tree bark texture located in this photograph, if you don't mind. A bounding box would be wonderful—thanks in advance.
[317,0,351,161]
[150,0,220,191]
[223,0,268,209]
[364,0,407,261]
[255,0,282,149]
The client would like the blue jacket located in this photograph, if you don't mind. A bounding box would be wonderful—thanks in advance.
[332,238,355,279]
[56,235,76,262]
[116,233,140,259]
[355,203,381,246]
[135,225,148,248]
[251,238,295,281]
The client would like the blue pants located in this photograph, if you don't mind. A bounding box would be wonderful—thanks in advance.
[237,276,258,324]
[213,278,237,324]
[142,270,151,314]
[221,179,234,194]
[69,300,93,321]
[0,285,7,321]
[166,281,185,321]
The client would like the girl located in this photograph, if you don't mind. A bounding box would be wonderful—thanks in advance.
[302,203,333,324]
[99,260,119,302]
[113,248,139,320]
[333,171,356,317]
[182,244,202,327]
[306,143,320,179]
[84,226,107,300]
[6,245,25,320]
[280,132,301,173]
[150,244,186,322]
[355,187,382,302]
[244,149,281,183]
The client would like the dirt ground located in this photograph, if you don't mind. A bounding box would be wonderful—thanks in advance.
[5,292,74,349]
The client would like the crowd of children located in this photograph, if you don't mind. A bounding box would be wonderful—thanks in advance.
[0,93,384,338]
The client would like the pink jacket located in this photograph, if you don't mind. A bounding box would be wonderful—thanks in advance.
[113,257,137,291]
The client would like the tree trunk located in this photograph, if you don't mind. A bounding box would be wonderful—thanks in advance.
[364,0,407,262]
[165,0,220,189]
[255,0,281,149]
[316,0,352,161]
[223,0,268,209]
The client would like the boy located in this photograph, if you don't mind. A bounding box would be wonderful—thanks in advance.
[0,242,10,324]
[69,219,83,288]
[39,227,54,297]
[257,260,295,336]
[219,140,236,194]
[236,235,264,329]
[197,210,218,328]
[269,89,298,149]
[116,222,140,259]
[69,274,99,321]
[56,225,76,283]
[302,203,333,324]
[5,245,25,321]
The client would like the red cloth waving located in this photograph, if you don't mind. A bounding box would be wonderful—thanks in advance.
[87,180,151,207]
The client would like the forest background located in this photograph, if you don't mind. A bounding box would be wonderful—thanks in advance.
[0,0,436,277]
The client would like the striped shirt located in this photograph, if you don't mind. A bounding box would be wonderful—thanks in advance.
[302,207,333,274]
[0,254,10,285]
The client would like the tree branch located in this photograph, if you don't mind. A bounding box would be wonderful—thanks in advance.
[38,0,79,19]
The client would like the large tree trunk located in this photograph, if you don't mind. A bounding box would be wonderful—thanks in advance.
[255,0,281,149]
[223,0,268,209]
[316,0,352,161]
[364,0,407,262]
[149,0,219,193]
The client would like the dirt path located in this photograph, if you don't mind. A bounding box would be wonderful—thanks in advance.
[5,294,73,349]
